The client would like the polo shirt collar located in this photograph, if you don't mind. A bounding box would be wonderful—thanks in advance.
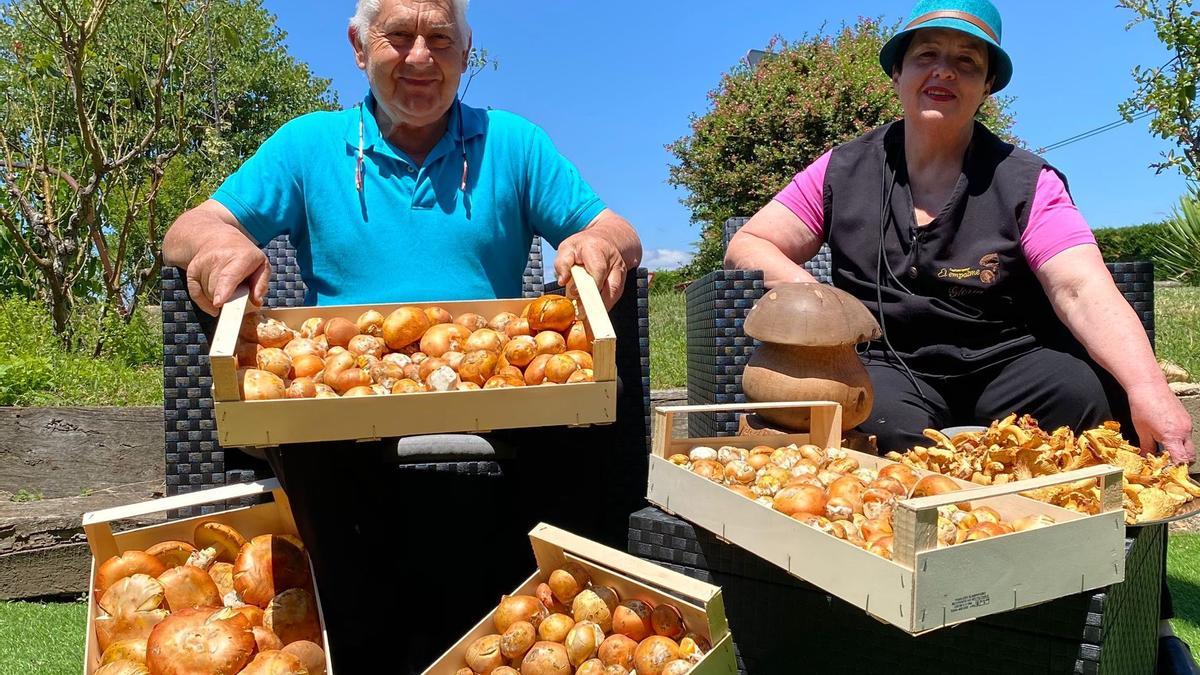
[345,91,484,163]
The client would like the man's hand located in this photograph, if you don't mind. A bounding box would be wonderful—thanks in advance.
[1127,381,1196,465]
[164,200,269,317]
[555,231,627,310]
[553,209,642,311]
[185,232,271,317]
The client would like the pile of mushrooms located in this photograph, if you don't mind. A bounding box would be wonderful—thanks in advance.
[740,283,881,431]
[673,443,1054,560]
[238,294,595,401]
[457,563,707,675]
[92,522,325,675]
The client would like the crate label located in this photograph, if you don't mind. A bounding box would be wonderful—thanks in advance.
[950,592,991,613]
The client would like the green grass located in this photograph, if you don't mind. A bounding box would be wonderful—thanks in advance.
[0,600,86,674]
[1157,286,1200,380]
[649,290,686,389]
[1169,533,1200,651]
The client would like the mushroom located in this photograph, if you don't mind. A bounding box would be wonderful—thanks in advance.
[144,541,196,569]
[100,638,148,667]
[193,522,247,564]
[94,662,151,675]
[239,650,310,675]
[282,640,327,675]
[157,565,222,611]
[145,607,255,675]
[233,535,312,608]
[96,551,167,596]
[740,283,881,430]
[99,574,164,617]
[264,588,322,645]
[95,609,170,654]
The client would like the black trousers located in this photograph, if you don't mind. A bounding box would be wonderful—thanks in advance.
[264,423,644,673]
[858,345,1172,620]
[266,442,534,674]
[859,345,1132,454]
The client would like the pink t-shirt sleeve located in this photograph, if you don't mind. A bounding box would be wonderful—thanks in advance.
[1022,168,1097,271]
[773,150,831,239]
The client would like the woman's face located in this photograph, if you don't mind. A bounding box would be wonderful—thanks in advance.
[892,28,993,131]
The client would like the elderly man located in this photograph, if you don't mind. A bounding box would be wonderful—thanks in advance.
[163,0,640,670]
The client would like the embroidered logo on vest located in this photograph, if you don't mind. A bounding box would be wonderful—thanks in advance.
[938,253,1001,296]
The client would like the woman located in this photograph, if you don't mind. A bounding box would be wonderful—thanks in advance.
[726,1,1195,669]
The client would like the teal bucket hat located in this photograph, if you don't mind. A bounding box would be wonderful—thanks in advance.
[878,0,1013,92]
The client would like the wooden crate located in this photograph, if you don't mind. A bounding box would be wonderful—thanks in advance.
[423,523,738,674]
[646,402,1127,634]
[209,266,617,447]
[81,480,333,674]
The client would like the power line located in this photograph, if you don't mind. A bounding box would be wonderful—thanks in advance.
[1036,55,1177,154]
[1036,109,1156,154]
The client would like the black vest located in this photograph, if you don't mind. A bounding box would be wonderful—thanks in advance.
[823,121,1075,376]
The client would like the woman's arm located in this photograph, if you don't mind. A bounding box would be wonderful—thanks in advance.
[1036,245,1194,463]
[725,201,824,287]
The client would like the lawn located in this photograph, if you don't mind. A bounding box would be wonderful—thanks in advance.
[4,533,1199,671]
[1169,533,1200,651]
[1157,285,1200,380]
[649,285,1200,389]
[649,289,686,390]
[0,599,86,674]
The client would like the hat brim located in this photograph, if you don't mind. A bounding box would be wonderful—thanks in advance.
[879,18,1012,93]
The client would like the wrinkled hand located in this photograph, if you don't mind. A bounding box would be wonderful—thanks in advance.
[1127,381,1195,465]
[554,231,627,310]
[185,233,271,316]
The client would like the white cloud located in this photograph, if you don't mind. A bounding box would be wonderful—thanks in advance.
[642,248,693,271]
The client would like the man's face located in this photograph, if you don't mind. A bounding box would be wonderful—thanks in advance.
[892,28,993,130]
[351,0,470,130]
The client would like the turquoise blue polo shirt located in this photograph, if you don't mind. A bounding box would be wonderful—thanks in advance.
[212,94,605,305]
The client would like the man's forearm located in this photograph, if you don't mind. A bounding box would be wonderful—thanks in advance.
[163,203,253,269]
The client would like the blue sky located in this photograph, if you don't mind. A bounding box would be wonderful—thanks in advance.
[260,0,1189,273]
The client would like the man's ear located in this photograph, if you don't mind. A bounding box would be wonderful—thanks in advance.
[461,33,472,74]
[349,26,367,70]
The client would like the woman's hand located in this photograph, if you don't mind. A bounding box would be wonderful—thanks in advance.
[1126,381,1196,465]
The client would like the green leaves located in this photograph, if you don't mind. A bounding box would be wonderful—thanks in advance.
[1120,0,1200,181]
[1161,190,1200,283]
[0,0,337,343]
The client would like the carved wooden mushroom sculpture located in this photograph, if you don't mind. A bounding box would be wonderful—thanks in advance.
[741,283,881,430]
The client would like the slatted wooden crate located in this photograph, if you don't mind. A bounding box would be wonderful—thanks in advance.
[81,479,333,673]
[646,402,1127,634]
[209,266,616,447]
[424,523,737,674]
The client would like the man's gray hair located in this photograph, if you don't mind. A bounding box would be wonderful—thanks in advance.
[350,0,470,44]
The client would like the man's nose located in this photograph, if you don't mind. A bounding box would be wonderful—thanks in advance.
[406,35,434,65]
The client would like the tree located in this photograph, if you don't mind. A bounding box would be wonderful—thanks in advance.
[1119,0,1200,181]
[667,18,1018,277]
[0,0,336,343]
